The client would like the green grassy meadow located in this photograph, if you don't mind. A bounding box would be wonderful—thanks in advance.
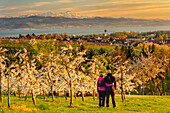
[0,96,169,113]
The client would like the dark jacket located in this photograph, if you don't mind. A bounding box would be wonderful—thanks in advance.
[99,73,116,91]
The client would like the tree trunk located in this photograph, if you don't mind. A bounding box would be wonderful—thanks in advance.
[154,82,157,92]
[64,90,67,100]
[8,72,10,108]
[142,80,145,95]
[150,81,154,95]
[153,80,157,95]
[48,91,50,97]
[97,92,99,99]
[51,85,55,102]
[0,71,3,103]
[14,91,17,97]
[93,89,95,101]
[138,85,141,95]
[70,82,73,107]
[43,90,46,100]
[82,91,85,102]
[157,84,162,96]
[121,89,125,102]
[32,90,36,105]
[25,92,28,101]
[142,86,145,95]
[74,92,77,100]
[123,91,126,100]
[120,67,125,102]
[18,86,21,98]
[162,78,165,96]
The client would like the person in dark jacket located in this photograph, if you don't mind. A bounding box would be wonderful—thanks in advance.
[99,72,116,108]
[97,74,113,107]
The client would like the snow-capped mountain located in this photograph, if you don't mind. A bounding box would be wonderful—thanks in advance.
[19,11,87,18]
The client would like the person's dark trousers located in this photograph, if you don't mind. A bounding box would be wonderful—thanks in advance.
[106,90,116,107]
[99,91,106,107]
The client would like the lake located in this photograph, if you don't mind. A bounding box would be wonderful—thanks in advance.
[0,26,170,38]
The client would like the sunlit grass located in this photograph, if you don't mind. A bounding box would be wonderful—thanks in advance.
[0,96,169,113]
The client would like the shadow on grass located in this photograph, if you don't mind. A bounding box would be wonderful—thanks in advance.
[65,106,74,108]
[128,109,140,112]
[35,104,50,110]
[63,105,87,109]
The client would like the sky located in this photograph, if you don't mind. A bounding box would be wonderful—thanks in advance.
[0,0,170,19]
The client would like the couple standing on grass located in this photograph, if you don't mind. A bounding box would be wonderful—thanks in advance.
[97,70,116,108]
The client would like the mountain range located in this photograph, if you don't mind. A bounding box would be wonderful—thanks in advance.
[1,14,170,31]
[17,11,86,19]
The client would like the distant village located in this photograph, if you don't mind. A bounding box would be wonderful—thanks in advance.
[1,30,170,46]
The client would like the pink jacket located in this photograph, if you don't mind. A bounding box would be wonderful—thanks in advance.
[97,77,105,92]
[97,77,113,92]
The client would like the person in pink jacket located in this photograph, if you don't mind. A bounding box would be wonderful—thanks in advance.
[97,74,113,107]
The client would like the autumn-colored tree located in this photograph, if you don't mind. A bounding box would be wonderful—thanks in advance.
[158,34,163,40]
[138,35,143,40]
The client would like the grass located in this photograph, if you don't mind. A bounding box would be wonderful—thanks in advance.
[0,96,169,113]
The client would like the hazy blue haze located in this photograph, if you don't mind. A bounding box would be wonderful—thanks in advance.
[0,26,170,38]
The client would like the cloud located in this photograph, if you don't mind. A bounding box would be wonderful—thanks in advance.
[33,2,51,7]
[71,1,170,19]
[0,0,72,11]
[33,0,72,7]
[74,1,170,11]
[1,0,170,19]
[0,7,17,11]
